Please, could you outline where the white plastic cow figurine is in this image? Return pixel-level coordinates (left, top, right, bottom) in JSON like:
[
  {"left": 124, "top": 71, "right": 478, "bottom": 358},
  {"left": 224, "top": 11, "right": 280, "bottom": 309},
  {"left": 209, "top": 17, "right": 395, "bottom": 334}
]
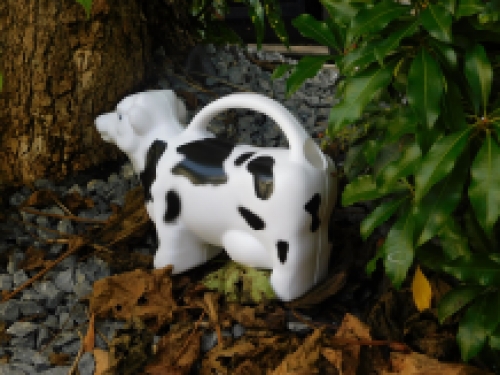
[{"left": 95, "top": 90, "right": 337, "bottom": 301}]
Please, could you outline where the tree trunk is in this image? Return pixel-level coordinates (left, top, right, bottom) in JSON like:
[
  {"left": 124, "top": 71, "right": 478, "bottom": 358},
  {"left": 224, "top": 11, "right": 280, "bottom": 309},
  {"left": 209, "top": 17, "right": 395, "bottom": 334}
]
[{"left": 0, "top": 0, "right": 152, "bottom": 188}]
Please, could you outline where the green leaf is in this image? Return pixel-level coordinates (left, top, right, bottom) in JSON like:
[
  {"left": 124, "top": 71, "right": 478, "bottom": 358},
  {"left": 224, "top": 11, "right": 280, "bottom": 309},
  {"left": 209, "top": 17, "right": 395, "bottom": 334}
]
[
  {"left": 456, "top": 0, "right": 484, "bottom": 18},
  {"left": 384, "top": 107, "right": 418, "bottom": 142},
  {"left": 292, "top": 14, "right": 340, "bottom": 52},
  {"left": 376, "top": 142, "right": 421, "bottom": 190},
  {"left": 320, "top": 0, "right": 361, "bottom": 25},
  {"left": 76, "top": 0, "right": 92, "bottom": 18},
  {"left": 271, "top": 63, "right": 294, "bottom": 80},
  {"left": 457, "top": 291, "right": 500, "bottom": 361},
  {"left": 440, "top": 80, "right": 467, "bottom": 131},
  {"left": 490, "top": 326, "right": 500, "bottom": 351},
  {"left": 340, "top": 42, "right": 378, "bottom": 73},
  {"left": 420, "top": 3, "right": 453, "bottom": 43},
  {"left": 285, "top": 55, "right": 331, "bottom": 97},
  {"left": 464, "top": 44, "right": 492, "bottom": 115},
  {"left": 415, "top": 156, "right": 467, "bottom": 246},
  {"left": 202, "top": 261, "right": 276, "bottom": 303},
  {"left": 329, "top": 63, "right": 393, "bottom": 134},
  {"left": 361, "top": 196, "right": 407, "bottom": 240},
  {"left": 429, "top": 39, "right": 458, "bottom": 70},
  {"left": 248, "top": 0, "right": 265, "bottom": 49},
  {"left": 342, "top": 175, "right": 405, "bottom": 206},
  {"left": 443, "top": 254, "right": 500, "bottom": 286},
  {"left": 263, "top": 0, "right": 289, "bottom": 47},
  {"left": 468, "top": 133, "right": 500, "bottom": 235},
  {"left": 374, "top": 20, "right": 420, "bottom": 65},
  {"left": 464, "top": 209, "right": 494, "bottom": 254},
  {"left": 407, "top": 49, "right": 444, "bottom": 128},
  {"left": 442, "top": 0, "right": 457, "bottom": 14},
  {"left": 438, "top": 217, "right": 472, "bottom": 260},
  {"left": 438, "top": 285, "right": 483, "bottom": 323},
  {"left": 414, "top": 127, "right": 472, "bottom": 203},
  {"left": 349, "top": 0, "right": 409, "bottom": 41},
  {"left": 382, "top": 208, "right": 415, "bottom": 288}
]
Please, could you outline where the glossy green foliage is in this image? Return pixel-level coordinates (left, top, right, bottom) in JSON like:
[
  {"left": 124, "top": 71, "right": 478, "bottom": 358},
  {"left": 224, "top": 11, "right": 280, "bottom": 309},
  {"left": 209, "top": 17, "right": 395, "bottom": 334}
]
[{"left": 276, "top": 0, "right": 500, "bottom": 363}]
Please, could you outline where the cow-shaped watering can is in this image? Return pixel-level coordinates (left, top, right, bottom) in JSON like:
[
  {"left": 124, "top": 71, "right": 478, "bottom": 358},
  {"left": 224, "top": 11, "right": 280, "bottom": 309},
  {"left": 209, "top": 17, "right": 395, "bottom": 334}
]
[{"left": 95, "top": 90, "right": 337, "bottom": 301}]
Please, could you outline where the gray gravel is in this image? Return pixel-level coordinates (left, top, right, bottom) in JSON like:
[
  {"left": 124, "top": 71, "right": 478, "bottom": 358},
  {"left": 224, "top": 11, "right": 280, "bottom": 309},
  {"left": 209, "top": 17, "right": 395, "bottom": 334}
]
[{"left": 0, "top": 43, "right": 340, "bottom": 374}]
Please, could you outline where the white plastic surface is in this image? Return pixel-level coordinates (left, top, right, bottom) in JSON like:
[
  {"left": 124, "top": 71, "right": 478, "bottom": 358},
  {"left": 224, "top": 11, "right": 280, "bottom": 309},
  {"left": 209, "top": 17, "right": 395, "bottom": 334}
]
[{"left": 95, "top": 90, "right": 337, "bottom": 301}]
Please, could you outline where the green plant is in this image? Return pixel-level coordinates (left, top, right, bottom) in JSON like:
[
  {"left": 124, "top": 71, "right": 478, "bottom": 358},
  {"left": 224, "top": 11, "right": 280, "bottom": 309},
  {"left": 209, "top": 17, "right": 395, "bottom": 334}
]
[{"left": 274, "top": 0, "right": 500, "bottom": 363}]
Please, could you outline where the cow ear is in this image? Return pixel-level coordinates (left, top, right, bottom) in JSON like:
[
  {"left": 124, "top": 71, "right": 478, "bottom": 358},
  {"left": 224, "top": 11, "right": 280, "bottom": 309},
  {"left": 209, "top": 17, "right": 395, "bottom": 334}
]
[{"left": 128, "top": 106, "right": 152, "bottom": 135}]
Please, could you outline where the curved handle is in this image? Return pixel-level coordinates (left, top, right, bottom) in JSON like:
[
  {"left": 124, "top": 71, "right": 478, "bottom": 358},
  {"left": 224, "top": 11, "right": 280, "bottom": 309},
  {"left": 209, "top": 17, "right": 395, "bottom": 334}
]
[{"left": 186, "top": 93, "right": 312, "bottom": 163}]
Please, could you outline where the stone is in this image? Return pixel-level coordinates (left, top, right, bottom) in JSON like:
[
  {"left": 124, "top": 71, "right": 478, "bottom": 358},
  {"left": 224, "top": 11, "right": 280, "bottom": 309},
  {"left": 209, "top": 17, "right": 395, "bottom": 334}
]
[
  {"left": 78, "top": 352, "right": 96, "bottom": 375},
  {"left": 228, "top": 66, "right": 244, "bottom": 85},
  {"left": 10, "top": 332, "right": 36, "bottom": 349},
  {"left": 54, "top": 268, "right": 75, "bottom": 293},
  {"left": 36, "top": 281, "right": 64, "bottom": 309},
  {"left": 7, "top": 321, "right": 38, "bottom": 337},
  {"left": 9, "top": 192, "right": 25, "bottom": 207},
  {"left": 37, "top": 326, "right": 50, "bottom": 349},
  {"left": 201, "top": 330, "right": 232, "bottom": 353},
  {"left": 17, "top": 300, "right": 45, "bottom": 316},
  {"left": 0, "top": 300, "right": 20, "bottom": 321},
  {"left": 57, "top": 220, "right": 73, "bottom": 235},
  {"left": 39, "top": 367, "right": 72, "bottom": 375},
  {"left": 52, "top": 331, "right": 79, "bottom": 350},
  {"left": 0, "top": 274, "right": 13, "bottom": 290},
  {"left": 0, "top": 364, "right": 27, "bottom": 375},
  {"left": 232, "top": 323, "right": 245, "bottom": 339}
]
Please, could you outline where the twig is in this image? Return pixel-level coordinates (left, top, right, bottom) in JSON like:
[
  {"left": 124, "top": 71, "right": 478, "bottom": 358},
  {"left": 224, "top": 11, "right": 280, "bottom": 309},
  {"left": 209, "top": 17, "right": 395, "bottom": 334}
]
[
  {"left": 2, "top": 236, "right": 86, "bottom": 302},
  {"left": 47, "top": 190, "right": 74, "bottom": 216},
  {"left": 20, "top": 206, "right": 108, "bottom": 224},
  {"left": 68, "top": 330, "right": 85, "bottom": 375}
]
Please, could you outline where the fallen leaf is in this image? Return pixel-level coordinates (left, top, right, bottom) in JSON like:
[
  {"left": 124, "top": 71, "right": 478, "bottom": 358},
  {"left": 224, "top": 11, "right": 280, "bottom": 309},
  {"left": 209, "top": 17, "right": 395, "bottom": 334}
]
[
  {"left": 18, "top": 246, "right": 47, "bottom": 271},
  {"left": 332, "top": 314, "right": 372, "bottom": 375},
  {"left": 226, "top": 303, "right": 285, "bottom": 330},
  {"left": 49, "top": 352, "right": 71, "bottom": 366},
  {"left": 270, "top": 328, "right": 323, "bottom": 375},
  {"left": 93, "top": 348, "right": 111, "bottom": 375},
  {"left": 20, "top": 190, "right": 53, "bottom": 208},
  {"left": 145, "top": 322, "right": 201, "bottom": 375},
  {"left": 88, "top": 266, "right": 176, "bottom": 331},
  {"left": 412, "top": 266, "right": 432, "bottom": 312},
  {"left": 321, "top": 347, "right": 342, "bottom": 371},
  {"left": 383, "top": 352, "right": 493, "bottom": 375},
  {"left": 83, "top": 313, "right": 96, "bottom": 352},
  {"left": 105, "top": 317, "right": 154, "bottom": 375}
]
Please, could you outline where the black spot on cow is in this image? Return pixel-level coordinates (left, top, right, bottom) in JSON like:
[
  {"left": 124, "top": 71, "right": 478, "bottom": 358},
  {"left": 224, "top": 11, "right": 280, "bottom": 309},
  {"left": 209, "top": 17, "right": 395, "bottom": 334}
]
[
  {"left": 238, "top": 206, "right": 265, "bottom": 230},
  {"left": 234, "top": 152, "right": 255, "bottom": 166},
  {"left": 140, "top": 140, "right": 167, "bottom": 202},
  {"left": 247, "top": 156, "right": 274, "bottom": 200},
  {"left": 172, "top": 138, "right": 235, "bottom": 185},
  {"left": 276, "top": 241, "right": 289, "bottom": 264},
  {"left": 304, "top": 193, "right": 321, "bottom": 232},
  {"left": 164, "top": 190, "right": 181, "bottom": 222}
]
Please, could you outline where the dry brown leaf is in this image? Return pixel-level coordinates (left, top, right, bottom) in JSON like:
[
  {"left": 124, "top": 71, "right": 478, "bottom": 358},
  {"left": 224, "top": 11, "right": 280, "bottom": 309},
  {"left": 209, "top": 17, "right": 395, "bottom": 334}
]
[
  {"left": 332, "top": 313, "right": 372, "bottom": 375},
  {"left": 321, "top": 348, "right": 342, "bottom": 372},
  {"left": 18, "top": 246, "right": 48, "bottom": 271},
  {"left": 49, "top": 352, "right": 71, "bottom": 366},
  {"left": 88, "top": 266, "right": 176, "bottom": 331},
  {"left": 63, "top": 190, "right": 95, "bottom": 211},
  {"left": 383, "top": 352, "right": 493, "bottom": 375},
  {"left": 20, "top": 190, "right": 54, "bottom": 207},
  {"left": 145, "top": 322, "right": 201, "bottom": 375},
  {"left": 83, "top": 313, "right": 96, "bottom": 352},
  {"left": 270, "top": 328, "right": 323, "bottom": 375},
  {"left": 226, "top": 303, "right": 285, "bottom": 330},
  {"left": 93, "top": 348, "right": 111, "bottom": 375}
]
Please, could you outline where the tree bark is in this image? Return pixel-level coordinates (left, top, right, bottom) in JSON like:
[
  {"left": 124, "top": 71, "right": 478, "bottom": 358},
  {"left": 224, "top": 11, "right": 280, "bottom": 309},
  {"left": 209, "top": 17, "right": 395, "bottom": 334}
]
[{"left": 0, "top": 0, "right": 152, "bottom": 188}]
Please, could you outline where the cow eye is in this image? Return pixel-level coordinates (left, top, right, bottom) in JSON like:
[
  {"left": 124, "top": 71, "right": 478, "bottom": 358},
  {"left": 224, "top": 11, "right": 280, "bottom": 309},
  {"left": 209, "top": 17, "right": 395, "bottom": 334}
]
[{"left": 118, "top": 114, "right": 122, "bottom": 121}]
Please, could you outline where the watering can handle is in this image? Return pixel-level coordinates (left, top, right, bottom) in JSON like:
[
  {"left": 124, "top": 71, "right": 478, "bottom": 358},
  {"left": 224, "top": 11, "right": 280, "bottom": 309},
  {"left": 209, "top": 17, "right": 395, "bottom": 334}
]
[{"left": 186, "top": 93, "right": 312, "bottom": 163}]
